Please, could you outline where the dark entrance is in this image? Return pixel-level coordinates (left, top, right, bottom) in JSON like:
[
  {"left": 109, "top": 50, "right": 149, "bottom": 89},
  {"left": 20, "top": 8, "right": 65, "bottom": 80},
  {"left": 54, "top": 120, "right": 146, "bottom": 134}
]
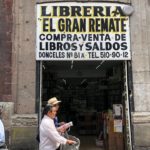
[{"left": 39, "top": 60, "right": 129, "bottom": 150}]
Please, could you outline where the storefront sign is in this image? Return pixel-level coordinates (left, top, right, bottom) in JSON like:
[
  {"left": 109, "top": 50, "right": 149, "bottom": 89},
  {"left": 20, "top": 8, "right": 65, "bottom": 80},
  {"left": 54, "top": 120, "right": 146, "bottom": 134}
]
[{"left": 36, "top": 2, "right": 131, "bottom": 60}]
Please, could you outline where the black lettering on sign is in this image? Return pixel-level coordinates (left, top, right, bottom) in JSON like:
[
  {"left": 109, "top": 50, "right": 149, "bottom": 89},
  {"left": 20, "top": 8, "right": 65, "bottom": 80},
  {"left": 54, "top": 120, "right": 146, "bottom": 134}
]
[
  {"left": 115, "top": 34, "right": 127, "bottom": 41},
  {"left": 121, "top": 18, "right": 127, "bottom": 32},
  {"left": 67, "top": 52, "right": 73, "bottom": 58},
  {"left": 39, "top": 34, "right": 45, "bottom": 41},
  {"left": 71, "top": 43, "right": 78, "bottom": 51},
  {"left": 109, "top": 18, "right": 115, "bottom": 32},
  {"left": 113, "top": 42, "right": 120, "bottom": 50},
  {"left": 94, "top": 6, "right": 105, "bottom": 16},
  {"left": 66, "top": 19, "right": 72, "bottom": 32},
  {"left": 42, "top": 18, "right": 56, "bottom": 32},
  {"left": 43, "top": 18, "right": 49, "bottom": 32},
  {"left": 71, "top": 6, "right": 82, "bottom": 16},
  {"left": 112, "top": 6, "right": 125, "bottom": 17},
  {"left": 60, "top": 6, "right": 69, "bottom": 16},
  {"left": 101, "top": 19, "right": 108, "bottom": 32},
  {"left": 84, "top": 6, "right": 92, "bottom": 16},
  {"left": 58, "top": 19, "right": 65, "bottom": 32},
  {"left": 41, "top": 6, "right": 51, "bottom": 16},
  {"left": 40, "top": 6, "right": 125, "bottom": 17},
  {"left": 121, "top": 42, "right": 127, "bottom": 50},
  {"left": 58, "top": 18, "right": 86, "bottom": 32},
  {"left": 40, "top": 42, "right": 45, "bottom": 50}
]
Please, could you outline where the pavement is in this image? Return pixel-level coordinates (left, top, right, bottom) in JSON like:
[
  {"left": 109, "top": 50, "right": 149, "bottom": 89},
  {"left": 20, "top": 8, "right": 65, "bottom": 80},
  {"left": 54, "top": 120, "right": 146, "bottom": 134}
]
[{"left": 79, "top": 135, "right": 104, "bottom": 150}]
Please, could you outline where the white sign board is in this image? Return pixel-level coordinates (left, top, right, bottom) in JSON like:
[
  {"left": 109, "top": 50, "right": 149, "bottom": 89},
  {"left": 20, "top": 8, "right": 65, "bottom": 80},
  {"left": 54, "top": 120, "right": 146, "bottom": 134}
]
[
  {"left": 114, "top": 119, "right": 123, "bottom": 133},
  {"left": 36, "top": 2, "right": 131, "bottom": 60}
]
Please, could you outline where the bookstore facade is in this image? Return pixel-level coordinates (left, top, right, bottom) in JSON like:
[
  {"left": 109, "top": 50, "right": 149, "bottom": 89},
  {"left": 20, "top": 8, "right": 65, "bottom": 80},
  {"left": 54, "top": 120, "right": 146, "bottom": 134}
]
[{"left": 0, "top": 0, "right": 150, "bottom": 150}]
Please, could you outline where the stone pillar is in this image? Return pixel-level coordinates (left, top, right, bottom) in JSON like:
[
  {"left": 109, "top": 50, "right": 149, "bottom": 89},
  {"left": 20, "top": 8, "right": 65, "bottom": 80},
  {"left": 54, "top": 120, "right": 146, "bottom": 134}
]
[
  {"left": 12, "top": 0, "right": 36, "bottom": 114},
  {"left": 131, "top": 0, "right": 150, "bottom": 149}
]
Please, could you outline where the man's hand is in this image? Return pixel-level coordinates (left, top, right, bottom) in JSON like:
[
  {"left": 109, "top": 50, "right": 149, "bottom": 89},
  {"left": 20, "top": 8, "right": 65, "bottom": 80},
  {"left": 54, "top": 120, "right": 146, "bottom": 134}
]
[
  {"left": 59, "top": 122, "right": 65, "bottom": 126},
  {"left": 57, "top": 126, "right": 66, "bottom": 133},
  {"left": 67, "top": 140, "right": 76, "bottom": 145}
]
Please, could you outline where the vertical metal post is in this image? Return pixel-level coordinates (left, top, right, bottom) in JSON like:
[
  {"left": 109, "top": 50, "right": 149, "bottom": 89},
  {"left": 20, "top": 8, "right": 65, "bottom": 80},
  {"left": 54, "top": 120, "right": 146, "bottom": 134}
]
[
  {"left": 36, "top": 61, "right": 42, "bottom": 124},
  {"left": 124, "top": 61, "right": 133, "bottom": 150},
  {"left": 127, "top": 61, "right": 135, "bottom": 150},
  {"left": 39, "top": 61, "right": 43, "bottom": 121}
]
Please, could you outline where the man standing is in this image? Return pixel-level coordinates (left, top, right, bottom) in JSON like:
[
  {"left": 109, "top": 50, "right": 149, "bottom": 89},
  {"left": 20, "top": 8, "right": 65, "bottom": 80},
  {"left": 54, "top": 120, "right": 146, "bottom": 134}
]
[{"left": 39, "top": 105, "right": 75, "bottom": 150}]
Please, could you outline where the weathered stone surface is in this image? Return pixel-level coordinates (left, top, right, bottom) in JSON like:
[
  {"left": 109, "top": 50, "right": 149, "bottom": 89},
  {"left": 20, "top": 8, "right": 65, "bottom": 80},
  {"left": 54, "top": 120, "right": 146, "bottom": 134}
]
[
  {"left": 134, "top": 123, "right": 150, "bottom": 147},
  {"left": 132, "top": 72, "right": 150, "bottom": 84},
  {"left": 11, "top": 127, "right": 38, "bottom": 150},
  {"left": 131, "top": 0, "right": 150, "bottom": 114},
  {"left": 11, "top": 114, "right": 38, "bottom": 150},
  {"left": 133, "top": 84, "right": 150, "bottom": 112},
  {"left": 132, "top": 112, "right": 150, "bottom": 124},
  {"left": 132, "top": 54, "right": 150, "bottom": 72},
  {"left": 0, "top": 102, "right": 14, "bottom": 129},
  {"left": 132, "top": 112, "right": 150, "bottom": 149},
  {"left": 134, "top": 147, "right": 150, "bottom": 150},
  {"left": 12, "top": 0, "right": 36, "bottom": 114},
  {"left": 11, "top": 114, "right": 38, "bottom": 127}
]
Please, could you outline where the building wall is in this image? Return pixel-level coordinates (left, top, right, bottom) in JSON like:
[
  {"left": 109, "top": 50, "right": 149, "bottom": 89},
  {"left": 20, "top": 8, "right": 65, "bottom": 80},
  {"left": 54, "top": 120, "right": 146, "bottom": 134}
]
[
  {"left": 0, "top": 0, "right": 150, "bottom": 149},
  {"left": 0, "top": 0, "right": 13, "bottom": 102},
  {"left": 0, "top": 0, "right": 13, "bottom": 148},
  {"left": 12, "top": 0, "right": 36, "bottom": 114},
  {"left": 131, "top": 0, "right": 150, "bottom": 149},
  {"left": 10, "top": 0, "right": 38, "bottom": 149},
  {"left": 131, "top": 0, "right": 150, "bottom": 112}
]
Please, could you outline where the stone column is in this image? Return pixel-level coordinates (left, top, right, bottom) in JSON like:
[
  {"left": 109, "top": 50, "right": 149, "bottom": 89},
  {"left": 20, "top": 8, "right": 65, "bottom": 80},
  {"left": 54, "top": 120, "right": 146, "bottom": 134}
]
[{"left": 131, "top": 0, "right": 150, "bottom": 149}]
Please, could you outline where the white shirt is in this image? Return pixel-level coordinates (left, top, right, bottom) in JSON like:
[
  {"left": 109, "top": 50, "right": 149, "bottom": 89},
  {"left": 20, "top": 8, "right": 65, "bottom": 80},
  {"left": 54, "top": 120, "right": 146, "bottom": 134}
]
[
  {"left": 0, "top": 119, "right": 5, "bottom": 143},
  {"left": 39, "top": 115, "right": 67, "bottom": 150}
]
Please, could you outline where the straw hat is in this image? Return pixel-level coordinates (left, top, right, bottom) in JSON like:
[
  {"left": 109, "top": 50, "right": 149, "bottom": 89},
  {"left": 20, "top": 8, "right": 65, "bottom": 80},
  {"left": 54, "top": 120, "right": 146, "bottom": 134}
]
[{"left": 47, "top": 97, "right": 61, "bottom": 106}]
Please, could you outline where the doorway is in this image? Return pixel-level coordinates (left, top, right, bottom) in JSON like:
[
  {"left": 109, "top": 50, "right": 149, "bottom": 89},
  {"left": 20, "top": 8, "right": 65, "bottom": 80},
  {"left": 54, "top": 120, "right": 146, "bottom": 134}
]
[{"left": 37, "top": 60, "right": 132, "bottom": 150}]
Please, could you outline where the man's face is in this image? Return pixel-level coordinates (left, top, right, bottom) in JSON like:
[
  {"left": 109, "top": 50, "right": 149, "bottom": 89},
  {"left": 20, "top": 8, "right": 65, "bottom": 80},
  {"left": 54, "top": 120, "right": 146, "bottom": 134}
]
[{"left": 48, "top": 107, "right": 57, "bottom": 119}]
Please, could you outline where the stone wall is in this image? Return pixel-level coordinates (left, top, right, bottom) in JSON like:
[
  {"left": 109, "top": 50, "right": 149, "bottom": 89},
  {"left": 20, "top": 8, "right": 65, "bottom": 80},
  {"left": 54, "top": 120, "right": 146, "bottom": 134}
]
[
  {"left": 130, "top": 0, "right": 150, "bottom": 149},
  {"left": 131, "top": 0, "right": 150, "bottom": 112},
  {"left": 11, "top": 114, "right": 38, "bottom": 150},
  {"left": 132, "top": 112, "right": 150, "bottom": 150}
]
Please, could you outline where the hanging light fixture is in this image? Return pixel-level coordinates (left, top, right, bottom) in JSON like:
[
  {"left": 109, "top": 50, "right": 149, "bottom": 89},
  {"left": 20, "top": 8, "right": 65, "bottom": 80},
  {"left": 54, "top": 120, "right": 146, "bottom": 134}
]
[{"left": 122, "top": 5, "right": 134, "bottom": 16}]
